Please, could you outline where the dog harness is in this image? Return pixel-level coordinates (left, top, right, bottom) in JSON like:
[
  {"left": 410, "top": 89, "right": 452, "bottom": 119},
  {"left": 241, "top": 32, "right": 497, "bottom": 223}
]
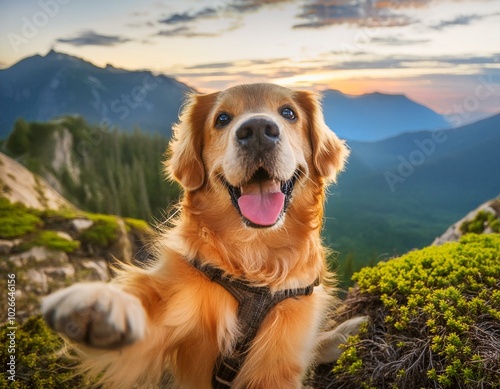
[{"left": 191, "top": 259, "right": 319, "bottom": 389}]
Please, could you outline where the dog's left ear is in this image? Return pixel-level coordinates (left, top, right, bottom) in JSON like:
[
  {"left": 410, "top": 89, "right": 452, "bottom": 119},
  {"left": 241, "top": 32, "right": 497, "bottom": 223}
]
[
  {"left": 166, "top": 92, "right": 219, "bottom": 191},
  {"left": 295, "top": 91, "right": 349, "bottom": 183}
]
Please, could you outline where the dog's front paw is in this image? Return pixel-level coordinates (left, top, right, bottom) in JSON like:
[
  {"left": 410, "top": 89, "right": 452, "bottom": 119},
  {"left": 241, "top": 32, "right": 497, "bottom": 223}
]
[
  {"left": 41, "top": 282, "right": 146, "bottom": 349},
  {"left": 316, "top": 316, "right": 369, "bottom": 364}
]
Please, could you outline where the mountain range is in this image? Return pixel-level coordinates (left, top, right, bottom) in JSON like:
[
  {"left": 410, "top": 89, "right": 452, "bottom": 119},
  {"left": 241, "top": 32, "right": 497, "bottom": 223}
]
[
  {"left": 1, "top": 50, "right": 450, "bottom": 141},
  {"left": 326, "top": 113, "right": 500, "bottom": 277},
  {"left": 0, "top": 50, "right": 190, "bottom": 138}
]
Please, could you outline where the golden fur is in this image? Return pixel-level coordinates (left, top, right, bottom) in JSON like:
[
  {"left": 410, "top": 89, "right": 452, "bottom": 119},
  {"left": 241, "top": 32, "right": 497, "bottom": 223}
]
[{"left": 42, "top": 83, "right": 350, "bottom": 389}]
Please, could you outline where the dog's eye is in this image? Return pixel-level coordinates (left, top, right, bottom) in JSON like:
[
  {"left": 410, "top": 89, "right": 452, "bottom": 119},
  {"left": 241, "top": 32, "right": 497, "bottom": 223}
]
[
  {"left": 280, "top": 107, "right": 296, "bottom": 121},
  {"left": 215, "top": 113, "right": 232, "bottom": 128}
]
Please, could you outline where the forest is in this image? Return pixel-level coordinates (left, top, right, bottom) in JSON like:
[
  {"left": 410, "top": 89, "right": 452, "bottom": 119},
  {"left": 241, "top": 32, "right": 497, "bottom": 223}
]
[{"left": 4, "top": 116, "right": 179, "bottom": 223}]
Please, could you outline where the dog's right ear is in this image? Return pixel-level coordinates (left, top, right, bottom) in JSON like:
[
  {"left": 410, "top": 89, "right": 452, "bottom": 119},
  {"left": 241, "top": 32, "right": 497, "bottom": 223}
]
[{"left": 166, "top": 92, "right": 219, "bottom": 191}]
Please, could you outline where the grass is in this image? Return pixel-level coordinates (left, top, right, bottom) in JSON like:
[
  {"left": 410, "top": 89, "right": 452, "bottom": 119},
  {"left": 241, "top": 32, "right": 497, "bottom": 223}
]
[
  {"left": 80, "top": 213, "right": 119, "bottom": 248},
  {"left": 31, "top": 230, "right": 80, "bottom": 253},
  {"left": 124, "top": 217, "right": 152, "bottom": 234},
  {"left": 0, "top": 198, "right": 42, "bottom": 239},
  {"left": 0, "top": 316, "right": 95, "bottom": 388}
]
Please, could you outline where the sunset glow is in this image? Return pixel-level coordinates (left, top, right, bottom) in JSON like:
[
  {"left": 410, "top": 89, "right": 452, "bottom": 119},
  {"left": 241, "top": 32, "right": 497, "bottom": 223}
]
[{"left": 0, "top": 0, "right": 498, "bottom": 119}]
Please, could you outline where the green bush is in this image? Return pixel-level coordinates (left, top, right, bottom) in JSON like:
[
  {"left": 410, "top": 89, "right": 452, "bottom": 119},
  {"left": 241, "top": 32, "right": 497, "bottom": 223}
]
[
  {"left": 0, "top": 316, "right": 94, "bottom": 388},
  {"left": 124, "top": 217, "right": 151, "bottom": 234},
  {"left": 328, "top": 234, "right": 500, "bottom": 389},
  {"left": 80, "top": 213, "right": 119, "bottom": 248},
  {"left": 31, "top": 230, "right": 80, "bottom": 253},
  {"left": 460, "top": 210, "right": 499, "bottom": 234},
  {"left": 0, "top": 198, "right": 41, "bottom": 239}
]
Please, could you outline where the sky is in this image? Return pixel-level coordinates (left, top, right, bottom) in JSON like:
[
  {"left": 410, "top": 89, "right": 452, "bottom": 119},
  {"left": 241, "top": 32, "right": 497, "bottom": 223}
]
[{"left": 0, "top": 0, "right": 499, "bottom": 120}]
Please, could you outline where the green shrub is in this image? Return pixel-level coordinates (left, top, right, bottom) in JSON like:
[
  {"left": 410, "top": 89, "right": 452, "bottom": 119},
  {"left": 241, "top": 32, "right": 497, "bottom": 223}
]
[
  {"left": 124, "top": 217, "right": 151, "bottom": 234},
  {"left": 39, "top": 208, "right": 80, "bottom": 221},
  {"left": 31, "top": 230, "right": 80, "bottom": 253},
  {"left": 460, "top": 210, "right": 498, "bottom": 235},
  {"left": 0, "top": 316, "right": 94, "bottom": 388},
  {"left": 80, "top": 213, "right": 119, "bottom": 248},
  {"left": 0, "top": 198, "right": 41, "bottom": 239},
  {"left": 328, "top": 234, "right": 500, "bottom": 389}
]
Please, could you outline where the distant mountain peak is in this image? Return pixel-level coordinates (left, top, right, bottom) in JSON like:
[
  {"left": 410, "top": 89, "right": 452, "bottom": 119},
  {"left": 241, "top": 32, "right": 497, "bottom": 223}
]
[
  {"left": 0, "top": 51, "right": 191, "bottom": 138},
  {"left": 321, "top": 88, "right": 450, "bottom": 141}
]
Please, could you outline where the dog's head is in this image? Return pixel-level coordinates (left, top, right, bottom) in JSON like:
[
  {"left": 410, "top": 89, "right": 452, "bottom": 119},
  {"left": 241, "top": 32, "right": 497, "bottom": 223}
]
[{"left": 167, "top": 83, "right": 348, "bottom": 229}]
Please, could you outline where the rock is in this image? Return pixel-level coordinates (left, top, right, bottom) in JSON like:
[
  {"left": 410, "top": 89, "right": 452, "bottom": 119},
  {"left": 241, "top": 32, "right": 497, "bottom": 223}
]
[
  {"left": 55, "top": 231, "right": 73, "bottom": 241},
  {"left": 9, "top": 246, "right": 69, "bottom": 267},
  {"left": 80, "top": 259, "right": 110, "bottom": 281},
  {"left": 0, "top": 152, "right": 75, "bottom": 210},
  {"left": 432, "top": 222, "right": 461, "bottom": 246},
  {"left": 0, "top": 239, "right": 14, "bottom": 254},
  {"left": 110, "top": 218, "right": 133, "bottom": 262},
  {"left": 433, "top": 198, "right": 500, "bottom": 245},
  {"left": 70, "top": 218, "right": 93, "bottom": 232},
  {"left": 26, "top": 269, "right": 49, "bottom": 294},
  {"left": 43, "top": 265, "right": 75, "bottom": 280},
  {"left": 0, "top": 238, "right": 22, "bottom": 254}
]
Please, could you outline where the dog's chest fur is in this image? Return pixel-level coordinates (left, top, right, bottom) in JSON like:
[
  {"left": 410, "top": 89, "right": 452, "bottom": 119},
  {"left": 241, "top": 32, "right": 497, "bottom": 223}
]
[{"left": 157, "top": 257, "right": 330, "bottom": 389}]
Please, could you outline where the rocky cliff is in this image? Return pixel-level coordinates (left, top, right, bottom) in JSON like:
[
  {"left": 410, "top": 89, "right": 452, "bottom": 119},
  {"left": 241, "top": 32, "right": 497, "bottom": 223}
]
[
  {"left": 0, "top": 152, "right": 73, "bottom": 211},
  {"left": 0, "top": 153, "right": 155, "bottom": 321},
  {"left": 432, "top": 197, "right": 500, "bottom": 245}
]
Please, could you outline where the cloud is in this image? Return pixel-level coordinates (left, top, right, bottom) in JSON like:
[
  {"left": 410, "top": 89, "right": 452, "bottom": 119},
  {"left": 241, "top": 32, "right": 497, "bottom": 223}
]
[
  {"left": 441, "top": 54, "right": 500, "bottom": 66},
  {"left": 127, "top": 21, "right": 156, "bottom": 28},
  {"left": 157, "top": 26, "right": 220, "bottom": 38},
  {"left": 327, "top": 53, "right": 500, "bottom": 71},
  {"left": 185, "top": 61, "right": 236, "bottom": 70},
  {"left": 227, "top": 0, "right": 293, "bottom": 12},
  {"left": 57, "top": 30, "right": 130, "bottom": 46},
  {"left": 430, "top": 13, "right": 491, "bottom": 30},
  {"left": 159, "top": 7, "right": 218, "bottom": 25},
  {"left": 168, "top": 57, "right": 297, "bottom": 83},
  {"left": 371, "top": 36, "right": 431, "bottom": 46},
  {"left": 181, "top": 57, "right": 289, "bottom": 72},
  {"left": 294, "top": 0, "right": 431, "bottom": 29},
  {"left": 156, "top": 0, "right": 292, "bottom": 37}
]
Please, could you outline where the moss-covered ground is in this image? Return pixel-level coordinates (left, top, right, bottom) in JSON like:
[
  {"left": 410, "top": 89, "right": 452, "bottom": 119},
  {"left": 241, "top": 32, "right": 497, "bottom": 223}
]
[{"left": 322, "top": 233, "right": 500, "bottom": 389}]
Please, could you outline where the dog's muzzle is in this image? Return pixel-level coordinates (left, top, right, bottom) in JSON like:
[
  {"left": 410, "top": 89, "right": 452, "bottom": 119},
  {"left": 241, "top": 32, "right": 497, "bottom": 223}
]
[{"left": 222, "top": 116, "right": 298, "bottom": 228}]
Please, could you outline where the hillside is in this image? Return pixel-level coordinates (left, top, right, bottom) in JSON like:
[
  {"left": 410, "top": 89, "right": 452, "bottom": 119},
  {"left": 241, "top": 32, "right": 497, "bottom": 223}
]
[
  {"left": 0, "top": 157, "right": 156, "bottom": 322},
  {"left": 0, "top": 152, "right": 73, "bottom": 211},
  {"left": 322, "top": 90, "right": 450, "bottom": 141},
  {"left": 313, "top": 232, "right": 500, "bottom": 389},
  {"left": 3, "top": 116, "right": 179, "bottom": 221},
  {"left": 325, "top": 114, "right": 500, "bottom": 283},
  {"left": 0, "top": 50, "right": 190, "bottom": 138}
]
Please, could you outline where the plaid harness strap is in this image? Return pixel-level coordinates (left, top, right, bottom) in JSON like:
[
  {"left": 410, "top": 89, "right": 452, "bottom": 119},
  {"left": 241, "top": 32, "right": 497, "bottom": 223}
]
[{"left": 191, "top": 259, "right": 318, "bottom": 389}]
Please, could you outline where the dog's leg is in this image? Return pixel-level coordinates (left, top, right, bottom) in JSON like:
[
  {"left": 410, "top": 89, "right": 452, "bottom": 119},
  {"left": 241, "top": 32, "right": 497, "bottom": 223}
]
[
  {"left": 315, "top": 316, "right": 369, "bottom": 364},
  {"left": 41, "top": 282, "right": 146, "bottom": 350}
]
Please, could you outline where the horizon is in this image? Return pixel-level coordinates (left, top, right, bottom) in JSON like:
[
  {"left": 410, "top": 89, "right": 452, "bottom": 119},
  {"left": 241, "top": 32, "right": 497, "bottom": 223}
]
[{"left": 1, "top": 0, "right": 499, "bottom": 120}]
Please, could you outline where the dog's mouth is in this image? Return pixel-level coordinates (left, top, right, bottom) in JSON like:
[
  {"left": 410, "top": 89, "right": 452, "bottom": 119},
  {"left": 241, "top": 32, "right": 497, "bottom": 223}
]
[{"left": 222, "top": 168, "right": 298, "bottom": 228}]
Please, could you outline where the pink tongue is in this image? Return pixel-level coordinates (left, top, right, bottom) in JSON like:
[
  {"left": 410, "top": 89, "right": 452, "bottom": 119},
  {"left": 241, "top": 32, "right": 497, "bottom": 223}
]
[{"left": 238, "top": 191, "right": 285, "bottom": 226}]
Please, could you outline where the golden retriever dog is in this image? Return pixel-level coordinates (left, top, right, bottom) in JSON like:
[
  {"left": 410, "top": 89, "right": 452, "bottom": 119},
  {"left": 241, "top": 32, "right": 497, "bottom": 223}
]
[{"left": 42, "top": 83, "right": 365, "bottom": 389}]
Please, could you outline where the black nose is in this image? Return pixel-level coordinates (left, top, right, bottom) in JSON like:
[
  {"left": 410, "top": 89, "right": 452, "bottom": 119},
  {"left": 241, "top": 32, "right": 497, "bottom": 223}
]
[{"left": 235, "top": 117, "right": 280, "bottom": 151}]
